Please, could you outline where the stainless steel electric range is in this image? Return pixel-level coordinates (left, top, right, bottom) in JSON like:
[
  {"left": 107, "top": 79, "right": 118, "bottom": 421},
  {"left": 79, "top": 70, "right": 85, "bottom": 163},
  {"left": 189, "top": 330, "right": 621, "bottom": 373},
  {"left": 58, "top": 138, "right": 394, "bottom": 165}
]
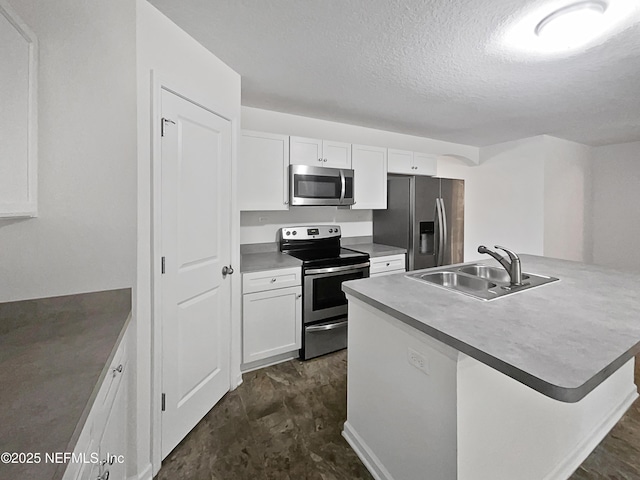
[{"left": 279, "top": 225, "right": 370, "bottom": 360}]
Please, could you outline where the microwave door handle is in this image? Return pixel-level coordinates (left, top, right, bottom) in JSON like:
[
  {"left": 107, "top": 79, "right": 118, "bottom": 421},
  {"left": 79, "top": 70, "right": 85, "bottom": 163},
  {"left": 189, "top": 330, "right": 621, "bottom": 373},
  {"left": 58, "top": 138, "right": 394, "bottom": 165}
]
[{"left": 339, "top": 169, "right": 346, "bottom": 204}]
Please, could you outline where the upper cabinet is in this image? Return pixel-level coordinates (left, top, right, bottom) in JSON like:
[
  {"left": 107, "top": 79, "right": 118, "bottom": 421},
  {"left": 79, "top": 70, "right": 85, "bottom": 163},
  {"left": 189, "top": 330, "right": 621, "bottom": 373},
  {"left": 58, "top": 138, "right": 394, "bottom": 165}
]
[
  {"left": 239, "top": 131, "right": 290, "bottom": 211},
  {"left": 352, "top": 144, "right": 387, "bottom": 210},
  {"left": 290, "top": 136, "right": 352, "bottom": 169},
  {"left": 388, "top": 149, "right": 437, "bottom": 176},
  {"left": 0, "top": 3, "right": 38, "bottom": 217}
]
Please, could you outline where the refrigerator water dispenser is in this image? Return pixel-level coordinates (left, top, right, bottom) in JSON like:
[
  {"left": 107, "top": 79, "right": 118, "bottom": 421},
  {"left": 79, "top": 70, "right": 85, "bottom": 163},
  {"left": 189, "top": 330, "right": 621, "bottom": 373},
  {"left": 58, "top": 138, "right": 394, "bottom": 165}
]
[{"left": 419, "top": 222, "right": 434, "bottom": 255}]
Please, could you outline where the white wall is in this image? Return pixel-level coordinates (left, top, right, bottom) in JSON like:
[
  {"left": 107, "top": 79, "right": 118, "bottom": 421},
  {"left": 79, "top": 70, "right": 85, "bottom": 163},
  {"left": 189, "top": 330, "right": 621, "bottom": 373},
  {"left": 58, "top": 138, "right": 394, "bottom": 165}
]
[
  {"left": 439, "top": 136, "right": 547, "bottom": 261},
  {"left": 241, "top": 208, "right": 371, "bottom": 244},
  {"left": 240, "top": 107, "right": 479, "bottom": 244},
  {"left": 590, "top": 141, "right": 640, "bottom": 272},
  {"left": 543, "top": 137, "right": 591, "bottom": 262},
  {"left": 0, "top": 0, "right": 137, "bottom": 302},
  {"left": 136, "top": 1, "right": 241, "bottom": 477},
  {"left": 438, "top": 135, "right": 591, "bottom": 263}
]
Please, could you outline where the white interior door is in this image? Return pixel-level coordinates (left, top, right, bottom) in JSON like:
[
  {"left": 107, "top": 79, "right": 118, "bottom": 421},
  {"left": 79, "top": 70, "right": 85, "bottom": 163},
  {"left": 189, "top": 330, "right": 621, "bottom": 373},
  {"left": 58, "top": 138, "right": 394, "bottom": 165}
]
[{"left": 160, "top": 89, "right": 231, "bottom": 458}]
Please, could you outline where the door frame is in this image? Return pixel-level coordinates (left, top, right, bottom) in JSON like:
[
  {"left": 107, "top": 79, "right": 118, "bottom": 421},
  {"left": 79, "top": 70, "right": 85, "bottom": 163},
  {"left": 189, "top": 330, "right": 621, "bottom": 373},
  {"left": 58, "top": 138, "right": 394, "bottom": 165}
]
[{"left": 149, "top": 71, "right": 242, "bottom": 473}]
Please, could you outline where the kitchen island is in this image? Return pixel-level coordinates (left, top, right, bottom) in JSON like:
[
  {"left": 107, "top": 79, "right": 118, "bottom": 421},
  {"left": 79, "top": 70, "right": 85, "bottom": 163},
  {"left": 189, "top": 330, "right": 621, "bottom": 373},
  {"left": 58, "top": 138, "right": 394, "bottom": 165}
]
[{"left": 342, "top": 255, "right": 640, "bottom": 480}]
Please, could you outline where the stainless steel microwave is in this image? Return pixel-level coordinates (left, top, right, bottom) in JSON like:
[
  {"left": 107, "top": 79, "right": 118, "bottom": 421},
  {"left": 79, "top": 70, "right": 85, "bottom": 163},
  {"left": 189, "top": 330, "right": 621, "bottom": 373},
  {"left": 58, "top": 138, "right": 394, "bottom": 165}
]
[{"left": 289, "top": 165, "right": 355, "bottom": 206}]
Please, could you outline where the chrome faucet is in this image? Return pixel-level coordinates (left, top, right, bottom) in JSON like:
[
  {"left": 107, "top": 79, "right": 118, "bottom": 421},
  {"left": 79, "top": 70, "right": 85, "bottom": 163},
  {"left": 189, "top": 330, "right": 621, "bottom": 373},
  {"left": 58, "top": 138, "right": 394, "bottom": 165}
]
[{"left": 477, "top": 245, "right": 523, "bottom": 286}]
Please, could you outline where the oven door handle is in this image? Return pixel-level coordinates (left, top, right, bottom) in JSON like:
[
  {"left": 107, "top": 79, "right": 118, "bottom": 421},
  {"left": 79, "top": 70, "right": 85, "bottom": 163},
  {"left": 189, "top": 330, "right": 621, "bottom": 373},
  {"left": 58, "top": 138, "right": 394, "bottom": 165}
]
[
  {"left": 305, "top": 262, "right": 370, "bottom": 275},
  {"left": 306, "top": 320, "right": 348, "bottom": 332}
]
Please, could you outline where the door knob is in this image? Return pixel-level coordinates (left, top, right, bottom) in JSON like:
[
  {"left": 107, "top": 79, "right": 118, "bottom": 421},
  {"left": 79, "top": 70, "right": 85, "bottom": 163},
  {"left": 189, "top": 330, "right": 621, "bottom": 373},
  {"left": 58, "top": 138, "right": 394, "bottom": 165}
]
[{"left": 222, "top": 265, "right": 234, "bottom": 277}]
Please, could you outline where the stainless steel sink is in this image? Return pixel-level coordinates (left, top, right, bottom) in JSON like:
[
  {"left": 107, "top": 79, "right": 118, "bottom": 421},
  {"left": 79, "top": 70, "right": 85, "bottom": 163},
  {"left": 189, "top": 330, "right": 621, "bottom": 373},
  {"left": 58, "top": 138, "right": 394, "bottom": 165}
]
[
  {"left": 406, "top": 264, "right": 559, "bottom": 301},
  {"left": 456, "top": 265, "right": 530, "bottom": 283},
  {"left": 417, "top": 272, "right": 497, "bottom": 291}
]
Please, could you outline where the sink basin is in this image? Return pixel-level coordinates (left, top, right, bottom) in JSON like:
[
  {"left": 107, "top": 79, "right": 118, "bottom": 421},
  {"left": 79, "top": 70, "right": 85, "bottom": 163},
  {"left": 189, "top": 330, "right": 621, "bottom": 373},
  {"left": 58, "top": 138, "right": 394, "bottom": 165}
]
[
  {"left": 406, "top": 264, "right": 559, "bottom": 301},
  {"left": 456, "top": 265, "right": 529, "bottom": 283},
  {"left": 417, "top": 272, "right": 497, "bottom": 291}
]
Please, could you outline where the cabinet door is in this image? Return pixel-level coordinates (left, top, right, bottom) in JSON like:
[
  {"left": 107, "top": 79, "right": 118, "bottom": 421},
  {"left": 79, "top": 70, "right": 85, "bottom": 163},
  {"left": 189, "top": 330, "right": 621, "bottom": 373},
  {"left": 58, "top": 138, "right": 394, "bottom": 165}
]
[
  {"left": 290, "top": 136, "right": 324, "bottom": 166},
  {"left": 412, "top": 152, "right": 437, "bottom": 176},
  {"left": 98, "top": 376, "right": 127, "bottom": 480},
  {"left": 243, "top": 286, "right": 302, "bottom": 363},
  {"left": 239, "top": 131, "right": 289, "bottom": 211},
  {"left": 322, "top": 140, "right": 352, "bottom": 168},
  {"left": 352, "top": 144, "right": 387, "bottom": 210},
  {"left": 387, "top": 149, "right": 414, "bottom": 175}
]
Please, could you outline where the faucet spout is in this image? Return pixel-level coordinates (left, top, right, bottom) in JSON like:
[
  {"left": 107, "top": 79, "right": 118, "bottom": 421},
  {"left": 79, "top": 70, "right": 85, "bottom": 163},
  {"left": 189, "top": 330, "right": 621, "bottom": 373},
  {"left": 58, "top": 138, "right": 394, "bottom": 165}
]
[{"left": 477, "top": 245, "right": 523, "bottom": 286}]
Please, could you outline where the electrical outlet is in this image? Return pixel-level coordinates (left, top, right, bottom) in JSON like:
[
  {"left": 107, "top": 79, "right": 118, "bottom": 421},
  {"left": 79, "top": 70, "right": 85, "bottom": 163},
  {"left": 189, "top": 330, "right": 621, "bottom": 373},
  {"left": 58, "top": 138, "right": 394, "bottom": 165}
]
[{"left": 408, "top": 347, "right": 429, "bottom": 375}]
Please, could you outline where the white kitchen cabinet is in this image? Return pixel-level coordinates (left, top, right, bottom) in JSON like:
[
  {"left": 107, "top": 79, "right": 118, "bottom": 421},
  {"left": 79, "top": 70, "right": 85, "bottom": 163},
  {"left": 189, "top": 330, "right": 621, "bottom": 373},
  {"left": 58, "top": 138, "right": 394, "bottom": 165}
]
[
  {"left": 0, "top": 2, "right": 38, "bottom": 217},
  {"left": 239, "top": 130, "right": 290, "bottom": 211},
  {"left": 388, "top": 149, "right": 437, "bottom": 176},
  {"left": 351, "top": 144, "right": 387, "bottom": 210},
  {"left": 370, "top": 254, "right": 406, "bottom": 277},
  {"left": 290, "top": 136, "right": 351, "bottom": 168},
  {"left": 63, "top": 323, "right": 130, "bottom": 480},
  {"left": 242, "top": 267, "right": 302, "bottom": 365}
]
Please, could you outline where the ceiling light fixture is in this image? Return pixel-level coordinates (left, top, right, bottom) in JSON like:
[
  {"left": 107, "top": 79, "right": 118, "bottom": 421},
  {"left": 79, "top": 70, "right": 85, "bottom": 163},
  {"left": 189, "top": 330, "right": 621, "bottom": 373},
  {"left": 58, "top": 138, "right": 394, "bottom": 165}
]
[{"left": 534, "top": 1, "right": 608, "bottom": 49}]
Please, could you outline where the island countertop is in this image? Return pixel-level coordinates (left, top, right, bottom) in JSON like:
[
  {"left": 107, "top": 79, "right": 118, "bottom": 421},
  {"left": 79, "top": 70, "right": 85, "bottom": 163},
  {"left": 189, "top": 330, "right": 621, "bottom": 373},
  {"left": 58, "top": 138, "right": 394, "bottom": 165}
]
[
  {"left": 0, "top": 288, "right": 131, "bottom": 480},
  {"left": 342, "top": 255, "right": 640, "bottom": 402}
]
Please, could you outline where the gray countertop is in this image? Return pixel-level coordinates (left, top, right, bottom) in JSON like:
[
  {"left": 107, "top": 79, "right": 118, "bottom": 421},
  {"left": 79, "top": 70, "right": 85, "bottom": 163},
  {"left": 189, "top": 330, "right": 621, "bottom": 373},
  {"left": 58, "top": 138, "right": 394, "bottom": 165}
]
[
  {"left": 0, "top": 289, "right": 132, "bottom": 480},
  {"left": 240, "top": 251, "right": 302, "bottom": 273},
  {"left": 344, "top": 243, "right": 407, "bottom": 258},
  {"left": 239, "top": 241, "right": 405, "bottom": 273},
  {"left": 342, "top": 255, "right": 640, "bottom": 403}
]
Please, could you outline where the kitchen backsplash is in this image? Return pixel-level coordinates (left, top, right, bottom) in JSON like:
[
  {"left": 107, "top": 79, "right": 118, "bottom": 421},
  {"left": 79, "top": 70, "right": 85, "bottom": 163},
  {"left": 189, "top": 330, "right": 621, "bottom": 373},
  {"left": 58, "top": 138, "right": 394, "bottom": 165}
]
[{"left": 240, "top": 208, "right": 372, "bottom": 244}]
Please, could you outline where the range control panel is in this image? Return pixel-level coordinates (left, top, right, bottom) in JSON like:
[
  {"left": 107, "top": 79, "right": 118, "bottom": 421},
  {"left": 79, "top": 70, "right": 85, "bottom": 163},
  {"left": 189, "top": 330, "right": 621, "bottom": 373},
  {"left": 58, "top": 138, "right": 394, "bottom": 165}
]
[{"left": 281, "top": 225, "right": 341, "bottom": 240}]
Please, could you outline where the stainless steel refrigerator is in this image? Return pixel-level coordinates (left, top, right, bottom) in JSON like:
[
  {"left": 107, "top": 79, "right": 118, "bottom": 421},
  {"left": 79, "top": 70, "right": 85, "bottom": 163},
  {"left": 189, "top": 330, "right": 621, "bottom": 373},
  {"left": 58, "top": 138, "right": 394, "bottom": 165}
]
[{"left": 373, "top": 175, "right": 464, "bottom": 271}]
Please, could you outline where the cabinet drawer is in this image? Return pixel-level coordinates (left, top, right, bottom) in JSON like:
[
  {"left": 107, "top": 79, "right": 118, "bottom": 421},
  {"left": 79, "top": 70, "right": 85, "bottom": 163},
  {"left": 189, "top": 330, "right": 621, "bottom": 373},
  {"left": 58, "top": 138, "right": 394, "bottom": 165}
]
[
  {"left": 243, "top": 267, "right": 301, "bottom": 294},
  {"left": 370, "top": 254, "right": 406, "bottom": 275}
]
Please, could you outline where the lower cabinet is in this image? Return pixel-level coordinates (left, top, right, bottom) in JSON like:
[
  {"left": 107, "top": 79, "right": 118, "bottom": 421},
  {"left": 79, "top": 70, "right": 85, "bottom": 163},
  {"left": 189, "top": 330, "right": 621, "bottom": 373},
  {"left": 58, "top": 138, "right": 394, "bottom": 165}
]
[
  {"left": 64, "top": 323, "right": 130, "bottom": 480},
  {"left": 370, "top": 254, "right": 406, "bottom": 277},
  {"left": 242, "top": 267, "right": 302, "bottom": 366}
]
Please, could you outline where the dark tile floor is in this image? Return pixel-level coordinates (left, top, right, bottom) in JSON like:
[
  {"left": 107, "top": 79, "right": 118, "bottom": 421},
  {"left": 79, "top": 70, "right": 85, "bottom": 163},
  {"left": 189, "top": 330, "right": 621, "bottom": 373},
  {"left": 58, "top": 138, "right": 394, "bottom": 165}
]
[{"left": 157, "top": 353, "right": 640, "bottom": 480}]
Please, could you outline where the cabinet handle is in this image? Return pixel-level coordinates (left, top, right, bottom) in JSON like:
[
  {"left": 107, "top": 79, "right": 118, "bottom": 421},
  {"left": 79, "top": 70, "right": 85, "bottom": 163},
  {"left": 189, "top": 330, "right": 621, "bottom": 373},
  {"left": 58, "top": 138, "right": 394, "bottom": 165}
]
[
  {"left": 270, "top": 278, "right": 277, "bottom": 283},
  {"left": 284, "top": 200, "right": 288, "bottom": 205},
  {"left": 318, "top": 158, "right": 323, "bottom": 162},
  {"left": 112, "top": 364, "right": 123, "bottom": 376},
  {"left": 386, "top": 263, "right": 390, "bottom": 266},
  {"left": 323, "top": 158, "right": 327, "bottom": 162},
  {"left": 296, "top": 294, "right": 302, "bottom": 299},
  {"left": 98, "top": 470, "right": 110, "bottom": 480}
]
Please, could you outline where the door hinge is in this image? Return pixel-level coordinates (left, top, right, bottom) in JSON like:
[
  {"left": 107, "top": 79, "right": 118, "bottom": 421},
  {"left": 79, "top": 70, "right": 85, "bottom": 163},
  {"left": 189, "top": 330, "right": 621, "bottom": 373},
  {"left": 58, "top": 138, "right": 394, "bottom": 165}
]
[
  {"left": 161, "top": 393, "right": 166, "bottom": 412},
  {"left": 161, "top": 117, "right": 175, "bottom": 137},
  {"left": 161, "top": 256, "right": 165, "bottom": 274}
]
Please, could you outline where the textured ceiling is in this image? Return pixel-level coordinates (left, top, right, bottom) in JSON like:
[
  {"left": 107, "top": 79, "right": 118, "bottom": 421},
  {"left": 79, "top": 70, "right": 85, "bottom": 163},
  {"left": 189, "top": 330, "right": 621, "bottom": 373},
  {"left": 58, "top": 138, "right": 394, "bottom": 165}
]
[{"left": 148, "top": 0, "right": 640, "bottom": 147}]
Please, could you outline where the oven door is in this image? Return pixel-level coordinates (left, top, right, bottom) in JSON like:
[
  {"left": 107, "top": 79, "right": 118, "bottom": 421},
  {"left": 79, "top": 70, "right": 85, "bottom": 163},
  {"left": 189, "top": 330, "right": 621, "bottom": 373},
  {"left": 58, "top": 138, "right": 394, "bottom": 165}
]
[
  {"left": 290, "top": 165, "right": 355, "bottom": 206},
  {"left": 303, "top": 262, "right": 370, "bottom": 324}
]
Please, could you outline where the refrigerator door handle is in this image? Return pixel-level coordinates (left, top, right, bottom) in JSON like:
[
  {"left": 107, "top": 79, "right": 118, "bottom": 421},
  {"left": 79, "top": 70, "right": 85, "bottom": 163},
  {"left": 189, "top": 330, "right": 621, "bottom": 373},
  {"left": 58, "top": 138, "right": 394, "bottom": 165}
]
[
  {"left": 433, "top": 200, "right": 440, "bottom": 265},
  {"left": 439, "top": 197, "right": 448, "bottom": 266}
]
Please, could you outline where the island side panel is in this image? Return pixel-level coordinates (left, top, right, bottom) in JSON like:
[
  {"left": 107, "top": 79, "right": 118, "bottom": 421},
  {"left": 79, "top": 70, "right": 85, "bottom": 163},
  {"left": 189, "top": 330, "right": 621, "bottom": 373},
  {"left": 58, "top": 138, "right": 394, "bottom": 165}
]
[
  {"left": 457, "top": 354, "right": 637, "bottom": 480},
  {"left": 343, "top": 296, "right": 460, "bottom": 480}
]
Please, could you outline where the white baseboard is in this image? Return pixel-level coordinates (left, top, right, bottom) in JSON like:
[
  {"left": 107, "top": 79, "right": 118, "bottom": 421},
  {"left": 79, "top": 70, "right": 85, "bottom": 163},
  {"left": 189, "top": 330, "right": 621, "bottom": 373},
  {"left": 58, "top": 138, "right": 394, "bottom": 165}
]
[
  {"left": 342, "top": 421, "right": 395, "bottom": 480},
  {"left": 135, "top": 462, "right": 153, "bottom": 480},
  {"left": 240, "top": 350, "right": 298, "bottom": 373},
  {"left": 543, "top": 387, "right": 639, "bottom": 480}
]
